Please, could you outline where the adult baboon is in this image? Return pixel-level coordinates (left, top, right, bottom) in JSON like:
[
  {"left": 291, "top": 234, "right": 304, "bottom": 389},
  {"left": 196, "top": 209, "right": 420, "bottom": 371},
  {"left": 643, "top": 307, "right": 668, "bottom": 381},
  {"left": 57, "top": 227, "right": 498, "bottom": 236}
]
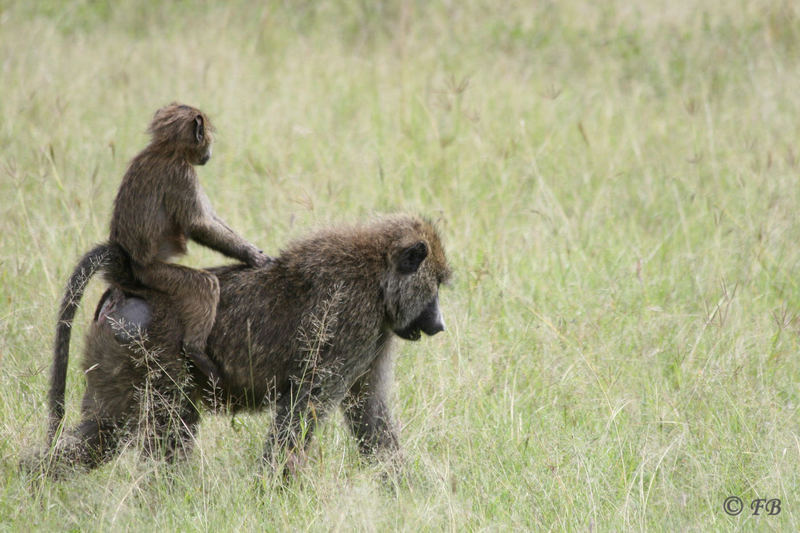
[
  {"left": 49, "top": 103, "right": 269, "bottom": 441},
  {"left": 42, "top": 214, "right": 451, "bottom": 477}
]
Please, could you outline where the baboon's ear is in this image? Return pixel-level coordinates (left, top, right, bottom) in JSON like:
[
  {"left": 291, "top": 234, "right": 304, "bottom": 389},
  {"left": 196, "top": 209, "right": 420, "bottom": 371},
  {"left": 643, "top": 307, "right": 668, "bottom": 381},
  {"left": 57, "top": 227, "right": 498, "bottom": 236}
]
[
  {"left": 194, "top": 115, "right": 204, "bottom": 143},
  {"left": 396, "top": 241, "right": 428, "bottom": 274}
]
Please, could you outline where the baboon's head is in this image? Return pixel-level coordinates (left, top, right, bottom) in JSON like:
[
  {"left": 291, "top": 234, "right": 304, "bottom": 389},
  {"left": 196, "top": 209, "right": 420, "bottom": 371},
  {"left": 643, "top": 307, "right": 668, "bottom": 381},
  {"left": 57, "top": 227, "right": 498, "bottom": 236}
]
[
  {"left": 383, "top": 217, "right": 452, "bottom": 341},
  {"left": 148, "top": 103, "right": 215, "bottom": 165}
]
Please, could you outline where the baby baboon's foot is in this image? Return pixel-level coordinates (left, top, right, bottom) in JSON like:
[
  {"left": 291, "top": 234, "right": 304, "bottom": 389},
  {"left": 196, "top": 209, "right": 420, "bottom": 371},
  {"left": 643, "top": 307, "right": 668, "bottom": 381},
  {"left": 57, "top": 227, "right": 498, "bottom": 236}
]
[{"left": 182, "top": 343, "right": 221, "bottom": 385}]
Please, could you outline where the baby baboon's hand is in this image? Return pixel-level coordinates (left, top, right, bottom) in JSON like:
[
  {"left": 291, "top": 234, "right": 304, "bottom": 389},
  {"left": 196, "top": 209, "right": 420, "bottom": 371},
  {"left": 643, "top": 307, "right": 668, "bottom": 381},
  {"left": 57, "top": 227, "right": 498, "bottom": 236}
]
[{"left": 248, "top": 249, "right": 274, "bottom": 268}]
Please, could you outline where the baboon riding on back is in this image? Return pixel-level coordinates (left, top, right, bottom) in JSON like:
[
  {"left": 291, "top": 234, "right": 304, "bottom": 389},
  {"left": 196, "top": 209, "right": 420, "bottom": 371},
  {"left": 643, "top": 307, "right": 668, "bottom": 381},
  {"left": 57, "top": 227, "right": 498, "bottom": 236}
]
[{"left": 45, "top": 192, "right": 451, "bottom": 475}]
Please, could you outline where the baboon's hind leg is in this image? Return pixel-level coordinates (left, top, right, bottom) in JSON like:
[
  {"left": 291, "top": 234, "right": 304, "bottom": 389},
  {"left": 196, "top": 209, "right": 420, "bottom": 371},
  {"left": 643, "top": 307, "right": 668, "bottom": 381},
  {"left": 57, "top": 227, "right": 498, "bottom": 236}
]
[
  {"left": 43, "top": 418, "right": 123, "bottom": 476},
  {"left": 139, "top": 394, "right": 201, "bottom": 463},
  {"left": 132, "top": 261, "right": 221, "bottom": 383}
]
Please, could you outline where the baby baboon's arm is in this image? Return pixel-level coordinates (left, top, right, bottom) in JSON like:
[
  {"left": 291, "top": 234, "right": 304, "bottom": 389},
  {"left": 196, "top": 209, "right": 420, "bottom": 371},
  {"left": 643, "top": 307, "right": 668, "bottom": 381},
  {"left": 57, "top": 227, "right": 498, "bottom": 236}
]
[
  {"left": 189, "top": 215, "right": 268, "bottom": 267},
  {"left": 179, "top": 187, "right": 269, "bottom": 267}
]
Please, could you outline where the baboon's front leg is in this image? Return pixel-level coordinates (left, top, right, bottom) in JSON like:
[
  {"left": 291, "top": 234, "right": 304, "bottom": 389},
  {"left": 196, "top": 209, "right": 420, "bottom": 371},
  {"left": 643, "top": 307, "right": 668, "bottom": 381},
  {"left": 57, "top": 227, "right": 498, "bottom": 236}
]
[{"left": 342, "top": 349, "right": 400, "bottom": 459}]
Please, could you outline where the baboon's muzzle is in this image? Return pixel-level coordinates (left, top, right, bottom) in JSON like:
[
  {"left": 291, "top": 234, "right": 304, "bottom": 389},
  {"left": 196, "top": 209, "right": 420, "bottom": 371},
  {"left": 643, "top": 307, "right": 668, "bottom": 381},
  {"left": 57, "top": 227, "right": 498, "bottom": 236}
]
[{"left": 394, "top": 296, "right": 445, "bottom": 341}]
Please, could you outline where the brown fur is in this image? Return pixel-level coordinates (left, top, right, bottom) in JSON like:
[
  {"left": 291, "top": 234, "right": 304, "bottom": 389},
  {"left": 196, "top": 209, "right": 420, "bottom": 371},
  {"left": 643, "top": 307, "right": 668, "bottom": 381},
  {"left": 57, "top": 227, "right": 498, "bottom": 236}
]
[
  {"left": 110, "top": 103, "right": 269, "bottom": 377},
  {"left": 47, "top": 104, "right": 268, "bottom": 443},
  {"left": 40, "top": 215, "right": 451, "bottom": 478}
]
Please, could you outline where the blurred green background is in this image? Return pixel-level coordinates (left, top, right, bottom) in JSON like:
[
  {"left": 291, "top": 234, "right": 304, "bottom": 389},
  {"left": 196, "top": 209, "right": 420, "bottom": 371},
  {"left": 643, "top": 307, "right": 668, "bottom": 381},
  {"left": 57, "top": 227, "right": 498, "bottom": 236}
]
[{"left": 1, "top": 1, "right": 799, "bottom": 530}]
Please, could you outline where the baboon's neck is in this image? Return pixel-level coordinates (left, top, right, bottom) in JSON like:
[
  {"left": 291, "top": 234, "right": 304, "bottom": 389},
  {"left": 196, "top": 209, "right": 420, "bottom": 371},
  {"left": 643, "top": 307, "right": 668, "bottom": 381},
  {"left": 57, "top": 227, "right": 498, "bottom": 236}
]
[{"left": 143, "top": 140, "right": 193, "bottom": 165}]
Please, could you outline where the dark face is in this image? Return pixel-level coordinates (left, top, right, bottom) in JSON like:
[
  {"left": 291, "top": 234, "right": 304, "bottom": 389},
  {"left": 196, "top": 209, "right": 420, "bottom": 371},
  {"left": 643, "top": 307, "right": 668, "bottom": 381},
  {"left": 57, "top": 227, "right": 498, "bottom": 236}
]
[
  {"left": 197, "top": 145, "right": 211, "bottom": 165},
  {"left": 387, "top": 239, "right": 448, "bottom": 341},
  {"left": 394, "top": 294, "right": 445, "bottom": 341}
]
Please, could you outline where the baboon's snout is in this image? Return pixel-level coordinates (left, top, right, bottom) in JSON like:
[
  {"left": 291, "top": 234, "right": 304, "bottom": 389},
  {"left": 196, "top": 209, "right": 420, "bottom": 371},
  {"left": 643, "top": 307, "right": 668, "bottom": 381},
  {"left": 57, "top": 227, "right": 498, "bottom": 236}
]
[
  {"left": 393, "top": 295, "right": 445, "bottom": 340},
  {"left": 419, "top": 296, "right": 445, "bottom": 336}
]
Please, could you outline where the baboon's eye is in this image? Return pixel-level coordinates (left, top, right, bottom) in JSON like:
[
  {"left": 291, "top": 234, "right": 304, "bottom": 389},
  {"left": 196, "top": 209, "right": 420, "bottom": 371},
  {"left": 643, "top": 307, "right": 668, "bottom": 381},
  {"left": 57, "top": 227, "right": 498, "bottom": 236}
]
[
  {"left": 397, "top": 241, "right": 428, "bottom": 274},
  {"left": 194, "top": 115, "right": 204, "bottom": 143}
]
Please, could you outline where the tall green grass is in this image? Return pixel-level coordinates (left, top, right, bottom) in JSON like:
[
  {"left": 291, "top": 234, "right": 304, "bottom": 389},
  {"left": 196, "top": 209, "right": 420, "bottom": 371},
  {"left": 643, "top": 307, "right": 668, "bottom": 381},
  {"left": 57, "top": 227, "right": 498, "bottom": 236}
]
[{"left": 2, "top": 0, "right": 799, "bottom": 529}]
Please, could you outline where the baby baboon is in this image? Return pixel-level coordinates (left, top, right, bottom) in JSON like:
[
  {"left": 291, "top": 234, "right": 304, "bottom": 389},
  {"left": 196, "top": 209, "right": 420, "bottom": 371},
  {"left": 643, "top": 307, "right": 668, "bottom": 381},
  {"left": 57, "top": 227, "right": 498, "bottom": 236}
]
[
  {"left": 48, "top": 103, "right": 268, "bottom": 442},
  {"left": 40, "top": 214, "right": 451, "bottom": 478},
  {"left": 109, "top": 103, "right": 269, "bottom": 378}
]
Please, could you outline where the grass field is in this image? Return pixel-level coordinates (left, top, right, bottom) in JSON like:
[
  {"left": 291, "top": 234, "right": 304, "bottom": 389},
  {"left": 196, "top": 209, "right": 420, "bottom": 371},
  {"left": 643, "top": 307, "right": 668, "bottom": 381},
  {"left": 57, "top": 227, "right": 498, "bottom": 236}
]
[{"left": 2, "top": 0, "right": 799, "bottom": 530}]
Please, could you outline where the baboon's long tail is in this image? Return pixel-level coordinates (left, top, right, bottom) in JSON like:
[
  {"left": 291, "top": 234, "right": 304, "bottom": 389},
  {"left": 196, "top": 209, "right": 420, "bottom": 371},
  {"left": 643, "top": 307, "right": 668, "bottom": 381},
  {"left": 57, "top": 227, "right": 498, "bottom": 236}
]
[{"left": 48, "top": 244, "right": 116, "bottom": 442}]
